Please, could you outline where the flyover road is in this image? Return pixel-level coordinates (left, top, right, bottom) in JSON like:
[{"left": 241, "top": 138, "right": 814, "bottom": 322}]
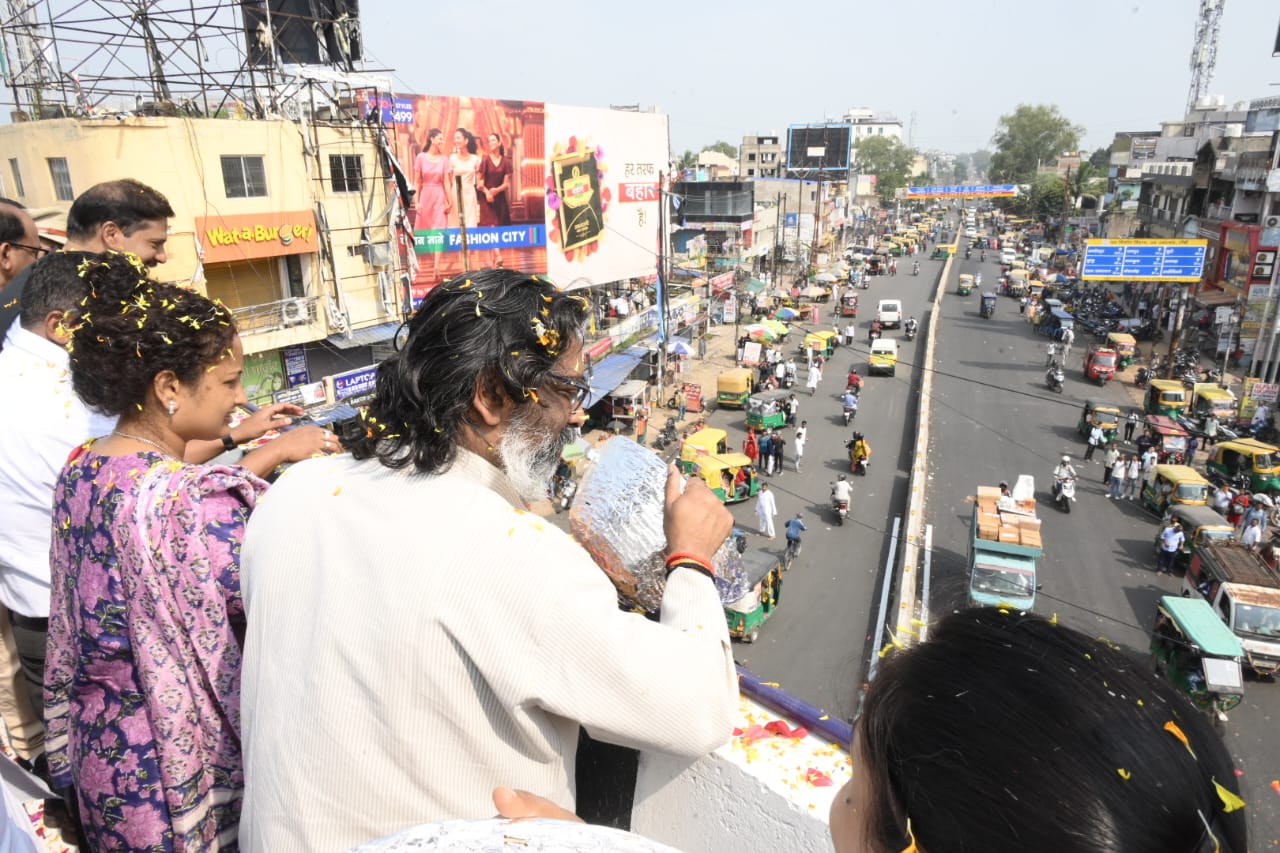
[
  {"left": 924, "top": 252, "right": 1280, "bottom": 846},
  {"left": 724, "top": 247, "right": 945, "bottom": 723}
]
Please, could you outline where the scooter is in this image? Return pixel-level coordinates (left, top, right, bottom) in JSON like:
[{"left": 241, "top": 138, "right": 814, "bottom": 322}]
[
  {"left": 831, "top": 491, "right": 850, "bottom": 526},
  {"left": 964, "top": 248, "right": 972, "bottom": 260},
  {"left": 1135, "top": 365, "right": 1150, "bottom": 387},
  {"left": 551, "top": 474, "right": 577, "bottom": 513},
  {"left": 1046, "top": 365, "right": 1065, "bottom": 393},
  {"left": 842, "top": 403, "right": 856, "bottom": 427},
  {"left": 912, "top": 262, "right": 920, "bottom": 276},
  {"left": 1054, "top": 476, "right": 1076, "bottom": 514},
  {"left": 782, "top": 370, "right": 796, "bottom": 389},
  {"left": 652, "top": 416, "right": 679, "bottom": 450},
  {"left": 860, "top": 277, "right": 870, "bottom": 290},
  {"left": 904, "top": 323, "right": 917, "bottom": 342}
]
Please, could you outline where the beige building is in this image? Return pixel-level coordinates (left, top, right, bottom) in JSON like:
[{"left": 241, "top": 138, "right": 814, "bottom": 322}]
[{"left": 0, "top": 115, "right": 404, "bottom": 403}]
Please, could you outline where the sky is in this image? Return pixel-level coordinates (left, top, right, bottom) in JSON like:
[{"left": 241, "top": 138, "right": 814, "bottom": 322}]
[{"left": 365, "top": 0, "right": 1279, "bottom": 156}]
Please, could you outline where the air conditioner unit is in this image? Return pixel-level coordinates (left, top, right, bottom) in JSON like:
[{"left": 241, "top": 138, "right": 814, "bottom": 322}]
[
  {"left": 280, "top": 298, "right": 309, "bottom": 327},
  {"left": 1265, "top": 215, "right": 1280, "bottom": 229}
]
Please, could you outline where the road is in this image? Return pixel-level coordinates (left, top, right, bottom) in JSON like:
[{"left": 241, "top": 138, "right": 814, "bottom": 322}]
[
  {"left": 924, "top": 250, "right": 1280, "bottom": 846},
  {"left": 722, "top": 251, "right": 945, "bottom": 722}
]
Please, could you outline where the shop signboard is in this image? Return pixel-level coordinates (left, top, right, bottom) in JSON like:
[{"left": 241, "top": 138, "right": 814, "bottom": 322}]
[
  {"left": 242, "top": 351, "right": 285, "bottom": 405},
  {"left": 195, "top": 211, "right": 318, "bottom": 264},
  {"left": 332, "top": 364, "right": 379, "bottom": 402},
  {"left": 282, "top": 344, "right": 310, "bottom": 387}
]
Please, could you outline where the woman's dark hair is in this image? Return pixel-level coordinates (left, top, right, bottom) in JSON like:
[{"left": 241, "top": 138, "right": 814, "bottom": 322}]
[
  {"left": 349, "top": 268, "right": 587, "bottom": 474},
  {"left": 488, "top": 133, "right": 506, "bottom": 158},
  {"left": 858, "top": 608, "right": 1246, "bottom": 853},
  {"left": 428, "top": 128, "right": 443, "bottom": 147},
  {"left": 67, "top": 252, "right": 237, "bottom": 416},
  {"left": 454, "top": 128, "right": 478, "bottom": 156}
]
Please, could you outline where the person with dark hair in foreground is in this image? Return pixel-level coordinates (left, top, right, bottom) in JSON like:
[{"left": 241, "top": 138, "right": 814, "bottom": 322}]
[
  {"left": 238, "top": 268, "right": 737, "bottom": 852},
  {"left": 44, "top": 253, "right": 338, "bottom": 851}
]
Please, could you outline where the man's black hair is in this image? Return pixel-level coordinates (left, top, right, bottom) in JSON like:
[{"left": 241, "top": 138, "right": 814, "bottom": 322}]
[{"left": 66, "top": 179, "right": 175, "bottom": 240}]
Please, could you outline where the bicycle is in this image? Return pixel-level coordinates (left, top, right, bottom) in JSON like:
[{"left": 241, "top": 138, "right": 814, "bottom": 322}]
[{"left": 783, "top": 536, "right": 802, "bottom": 570}]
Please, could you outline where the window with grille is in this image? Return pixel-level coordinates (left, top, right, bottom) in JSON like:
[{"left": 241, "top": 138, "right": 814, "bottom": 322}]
[
  {"left": 329, "top": 154, "right": 364, "bottom": 193},
  {"left": 221, "top": 155, "right": 268, "bottom": 198},
  {"left": 47, "top": 158, "right": 73, "bottom": 201}
]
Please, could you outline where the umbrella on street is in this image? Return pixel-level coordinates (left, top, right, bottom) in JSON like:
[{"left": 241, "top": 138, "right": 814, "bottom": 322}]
[
  {"left": 1253, "top": 493, "right": 1275, "bottom": 508},
  {"left": 774, "top": 307, "right": 799, "bottom": 321},
  {"left": 816, "top": 272, "right": 837, "bottom": 283},
  {"left": 762, "top": 319, "right": 789, "bottom": 337},
  {"left": 744, "top": 325, "right": 777, "bottom": 342},
  {"left": 666, "top": 340, "right": 694, "bottom": 356}
]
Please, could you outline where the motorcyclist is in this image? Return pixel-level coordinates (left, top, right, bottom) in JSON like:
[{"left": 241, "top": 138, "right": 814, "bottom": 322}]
[
  {"left": 980, "top": 249, "right": 987, "bottom": 262},
  {"left": 868, "top": 321, "right": 882, "bottom": 346},
  {"left": 1052, "top": 455, "right": 1078, "bottom": 499},
  {"left": 831, "top": 474, "right": 853, "bottom": 504},
  {"left": 912, "top": 260, "right": 920, "bottom": 275},
  {"left": 846, "top": 369, "right": 863, "bottom": 394},
  {"left": 841, "top": 388, "right": 859, "bottom": 418},
  {"left": 785, "top": 358, "right": 798, "bottom": 384},
  {"left": 904, "top": 316, "right": 919, "bottom": 337},
  {"left": 848, "top": 432, "right": 872, "bottom": 472}
]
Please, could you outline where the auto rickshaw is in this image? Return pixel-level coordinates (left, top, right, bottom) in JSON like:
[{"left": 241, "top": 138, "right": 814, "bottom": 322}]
[
  {"left": 1151, "top": 595, "right": 1245, "bottom": 733},
  {"left": 1205, "top": 438, "right": 1280, "bottom": 493},
  {"left": 1157, "top": 504, "right": 1236, "bottom": 566},
  {"left": 1077, "top": 398, "right": 1122, "bottom": 443},
  {"left": 1145, "top": 415, "right": 1191, "bottom": 463},
  {"left": 1043, "top": 307, "right": 1074, "bottom": 341},
  {"left": 957, "top": 274, "right": 975, "bottom": 296},
  {"left": 745, "top": 389, "right": 790, "bottom": 431},
  {"left": 1006, "top": 269, "right": 1029, "bottom": 298},
  {"left": 1144, "top": 379, "right": 1188, "bottom": 417},
  {"left": 1142, "top": 463, "right": 1210, "bottom": 514},
  {"left": 980, "top": 292, "right": 998, "bottom": 318},
  {"left": 724, "top": 549, "right": 783, "bottom": 643},
  {"left": 684, "top": 453, "right": 759, "bottom": 504},
  {"left": 1191, "top": 384, "right": 1237, "bottom": 426},
  {"left": 716, "top": 367, "right": 753, "bottom": 409},
  {"left": 1106, "top": 332, "right": 1137, "bottom": 368},
  {"left": 804, "top": 330, "right": 837, "bottom": 359},
  {"left": 931, "top": 244, "right": 952, "bottom": 260},
  {"left": 1083, "top": 346, "right": 1119, "bottom": 385},
  {"left": 839, "top": 291, "right": 859, "bottom": 318},
  {"left": 681, "top": 427, "right": 729, "bottom": 463}
]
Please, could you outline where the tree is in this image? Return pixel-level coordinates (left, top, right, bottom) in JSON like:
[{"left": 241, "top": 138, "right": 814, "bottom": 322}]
[
  {"left": 705, "top": 140, "right": 738, "bottom": 160},
  {"left": 1088, "top": 146, "right": 1111, "bottom": 171},
  {"left": 988, "top": 105, "right": 1084, "bottom": 184},
  {"left": 677, "top": 150, "right": 698, "bottom": 170},
  {"left": 953, "top": 161, "right": 969, "bottom": 183},
  {"left": 854, "top": 136, "right": 915, "bottom": 204},
  {"left": 970, "top": 150, "right": 992, "bottom": 175}
]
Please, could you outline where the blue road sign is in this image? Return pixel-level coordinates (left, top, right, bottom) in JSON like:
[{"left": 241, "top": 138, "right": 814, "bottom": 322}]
[
  {"left": 1080, "top": 239, "right": 1207, "bottom": 282},
  {"left": 905, "top": 184, "right": 1017, "bottom": 198}
]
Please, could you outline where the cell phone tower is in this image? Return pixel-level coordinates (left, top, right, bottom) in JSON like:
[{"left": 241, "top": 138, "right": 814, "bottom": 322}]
[{"left": 1187, "top": 0, "right": 1225, "bottom": 115}]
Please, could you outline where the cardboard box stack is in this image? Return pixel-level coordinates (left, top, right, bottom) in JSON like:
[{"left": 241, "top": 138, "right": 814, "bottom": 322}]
[{"left": 974, "top": 486, "right": 1041, "bottom": 549}]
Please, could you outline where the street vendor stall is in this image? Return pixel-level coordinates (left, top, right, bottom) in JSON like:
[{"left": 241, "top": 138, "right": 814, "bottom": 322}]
[{"left": 600, "top": 380, "right": 648, "bottom": 434}]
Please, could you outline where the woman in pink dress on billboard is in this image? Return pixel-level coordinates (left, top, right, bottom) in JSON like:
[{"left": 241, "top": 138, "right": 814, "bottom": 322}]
[{"left": 414, "top": 128, "right": 451, "bottom": 279}]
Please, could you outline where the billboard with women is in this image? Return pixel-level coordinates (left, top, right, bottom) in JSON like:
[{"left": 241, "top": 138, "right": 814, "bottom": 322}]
[
  {"left": 369, "top": 90, "right": 666, "bottom": 299},
  {"left": 543, "top": 104, "right": 667, "bottom": 288}
]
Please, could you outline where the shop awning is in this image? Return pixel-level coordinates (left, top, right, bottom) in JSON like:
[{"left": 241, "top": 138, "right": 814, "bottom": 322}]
[
  {"left": 326, "top": 320, "right": 402, "bottom": 349},
  {"left": 1194, "top": 290, "right": 1237, "bottom": 308},
  {"left": 584, "top": 351, "right": 646, "bottom": 409}
]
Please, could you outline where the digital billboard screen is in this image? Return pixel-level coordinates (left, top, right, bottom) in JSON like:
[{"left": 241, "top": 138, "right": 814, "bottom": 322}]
[{"left": 786, "top": 125, "right": 852, "bottom": 172}]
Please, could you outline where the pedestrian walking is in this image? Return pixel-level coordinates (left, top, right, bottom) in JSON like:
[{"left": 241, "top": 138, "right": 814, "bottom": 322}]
[
  {"left": 1045, "top": 341, "right": 1059, "bottom": 367},
  {"left": 1204, "top": 414, "right": 1220, "bottom": 447},
  {"left": 805, "top": 364, "right": 820, "bottom": 396},
  {"left": 673, "top": 387, "right": 686, "bottom": 422},
  {"left": 755, "top": 483, "right": 778, "bottom": 540},
  {"left": 1109, "top": 455, "right": 1126, "bottom": 499},
  {"left": 1241, "top": 517, "right": 1263, "bottom": 548},
  {"left": 742, "top": 428, "right": 759, "bottom": 468},
  {"left": 1243, "top": 501, "right": 1268, "bottom": 539},
  {"left": 1156, "top": 521, "right": 1184, "bottom": 574},
  {"left": 758, "top": 430, "right": 774, "bottom": 476},
  {"left": 771, "top": 434, "right": 786, "bottom": 477},
  {"left": 1084, "top": 421, "right": 1104, "bottom": 461},
  {"left": 1124, "top": 454, "right": 1142, "bottom": 500},
  {"left": 1019, "top": 295, "right": 1028, "bottom": 315},
  {"left": 1124, "top": 410, "right": 1139, "bottom": 443},
  {"left": 1185, "top": 435, "right": 1199, "bottom": 463},
  {"left": 794, "top": 421, "right": 807, "bottom": 472},
  {"left": 787, "top": 394, "right": 799, "bottom": 427},
  {"left": 1102, "top": 445, "right": 1120, "bottom": 484},
  {"left": 1061, "top": 326, "right": 1075, "bottom": 356}
]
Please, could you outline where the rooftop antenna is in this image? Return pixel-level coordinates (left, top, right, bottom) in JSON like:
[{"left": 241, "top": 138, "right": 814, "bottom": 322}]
[{"left": 1187, "top": 0, "right": 1225, "bottom": 114}]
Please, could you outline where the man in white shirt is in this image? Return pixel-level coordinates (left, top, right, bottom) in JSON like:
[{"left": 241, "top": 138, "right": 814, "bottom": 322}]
[
  {"left": 755, "top": 482, "right": 778, "bottom": 539},
  {"left": 794, "top": 420, "right": 808, "bottom": 472},
  {"left": 239, "top": 270, "right": 737, "bottom": 852}
]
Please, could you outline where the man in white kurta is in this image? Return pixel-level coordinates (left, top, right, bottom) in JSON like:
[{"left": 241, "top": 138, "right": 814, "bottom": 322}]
[{"left": 755, "top": 482, "right": 778, "bottom": 539}]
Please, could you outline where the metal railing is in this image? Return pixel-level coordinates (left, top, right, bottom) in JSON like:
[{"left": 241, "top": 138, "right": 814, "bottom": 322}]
[{"left": 230, "top": 295, "right": 320, "bottom": 334}]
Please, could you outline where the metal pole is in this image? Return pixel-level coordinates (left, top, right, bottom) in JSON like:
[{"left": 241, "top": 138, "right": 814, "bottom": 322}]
[
  {"left": 456, "top": 175, "right": 470, "bottom": 271},
  {"left": 918, "top": 524, "right": 933, "bottom": 643},
  {"left": 1164, "top": 282, "right": 1185, "bottom": 380},
  {"left": 866, "top": 516, "right": 903, "bottom": 685}
]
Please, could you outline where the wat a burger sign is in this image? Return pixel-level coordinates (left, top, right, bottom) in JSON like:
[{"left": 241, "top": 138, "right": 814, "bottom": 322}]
[{"left": 196, "top": 211, "right": 318, "bottom": 264}]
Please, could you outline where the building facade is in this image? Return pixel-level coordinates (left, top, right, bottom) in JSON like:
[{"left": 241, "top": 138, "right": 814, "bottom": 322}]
[{"left": 739, "top": 134, "right": 784, "bottom": 179}]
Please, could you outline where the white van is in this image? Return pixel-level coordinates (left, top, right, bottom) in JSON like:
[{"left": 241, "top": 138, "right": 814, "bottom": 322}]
[
  {"left": 1000, "top": 248, "right": 1017, "bottom": 265},
  {"left": 876, "top": 299, "right": 902, "bottom": 328}
]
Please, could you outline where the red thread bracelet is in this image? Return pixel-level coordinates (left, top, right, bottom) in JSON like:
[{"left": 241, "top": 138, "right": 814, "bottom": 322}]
[{"left": 665, "top": 552, "right": 713, "bottom": 572}]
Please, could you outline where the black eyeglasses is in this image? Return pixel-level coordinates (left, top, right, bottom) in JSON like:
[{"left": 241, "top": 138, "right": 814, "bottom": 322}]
[
  {"left": 7, "top": 242, "right": 47, "bottom": 258},
  {"left": 546, "top": 372, "right": 591, "bottom": 410}
]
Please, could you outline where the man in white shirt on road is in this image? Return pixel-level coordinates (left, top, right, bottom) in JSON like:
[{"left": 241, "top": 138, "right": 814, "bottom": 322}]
[{"left": 755, "top": 482, "right": 778, "bottom": 539}]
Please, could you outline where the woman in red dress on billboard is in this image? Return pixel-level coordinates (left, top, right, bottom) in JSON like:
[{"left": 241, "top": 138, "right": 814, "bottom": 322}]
[{"left": 478, "top": 131, "right": 513, "bottom": 265}]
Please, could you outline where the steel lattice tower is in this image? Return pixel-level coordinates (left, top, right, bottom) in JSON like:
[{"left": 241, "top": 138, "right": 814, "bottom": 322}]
[{"left": 1187, "top": 0, "right": 1226, "bottom": 114}]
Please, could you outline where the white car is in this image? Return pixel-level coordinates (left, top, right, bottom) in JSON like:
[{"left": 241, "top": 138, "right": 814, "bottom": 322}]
[
  {"left": 1001, "top": 248, "right": 1017, "bottom": 265},
  {"left": 876, "top": 299, "right": 903, "bottom": 328},
  {"left": 964, "top": 227, "right": 977, "bottom": 239}
]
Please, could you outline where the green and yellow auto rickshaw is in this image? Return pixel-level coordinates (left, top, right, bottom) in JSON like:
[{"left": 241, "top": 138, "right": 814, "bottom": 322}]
[
  {"left": 716, "top": 368, "right": 753, "bottom": 409},
  {"left": 1142, "top": 464, "right": 1210, "bottom": 515},
  {"left": 1157, "top": 504, "right": 1236, "bottom": 567},
  {"left": 746, "top": 389, "right": 790, "bottom": 431},
  {"left": 1191, "top": 384, "right": 1237, "bottom": 426},
  {"left": 803, "top": 330, "right": 837, "bottom": 359},
  {"left": 680, "top": 428, "right": 759, "bottom": 503},
  {"left": 1151, "top": 595, "right": 1245, "bottom": 733},
  {"left": 1146, "top": 415, "right": 1191, "bottom": 464},
  {"left": 1205, "top": 438, "right": 1280, "bottom": 494},
  {"left": 957, "top": 274, "right": 975, "bottom": 296},
  {"left": 1106, "top": 332, "right": 1137, "bottom": 368},
  {"left": 724, "top": 549, "right": 783, "bottom": 643},
  {"left": 1144, "top": 379, "right": 1188, "bottom": 418},
  {"left": 1077, "top": 398, "right": 1122, "bottom": 443}
]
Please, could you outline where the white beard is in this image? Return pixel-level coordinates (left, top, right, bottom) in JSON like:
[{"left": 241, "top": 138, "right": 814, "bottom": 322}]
[{"left": 499, "top": 415, "right": 576, "bottom": 504}]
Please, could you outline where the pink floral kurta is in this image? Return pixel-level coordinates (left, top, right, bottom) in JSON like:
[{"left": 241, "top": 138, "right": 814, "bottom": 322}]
[{"left": 46, "top": 445, "right": 267, "bottom": 851}]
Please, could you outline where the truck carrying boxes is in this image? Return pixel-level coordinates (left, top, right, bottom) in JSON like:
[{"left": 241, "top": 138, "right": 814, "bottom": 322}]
[
  {"left": 968, "top": 477, "right": 1042, "bottom": 611},
  {"left": 1182, "top": 540, "right": 1280, "bottom": 675}
]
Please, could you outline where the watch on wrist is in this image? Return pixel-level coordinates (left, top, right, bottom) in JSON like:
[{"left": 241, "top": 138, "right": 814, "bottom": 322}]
[{"left": 221, "top": 433, "right": 237, "bottom": 452}]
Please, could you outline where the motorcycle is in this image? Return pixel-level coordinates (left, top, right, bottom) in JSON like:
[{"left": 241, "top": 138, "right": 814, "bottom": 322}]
[
  {"left": 1054, "top": 476, "right": 1076, "bottom": 514},
  {"left": 782, "top": 369, "right": 796, "bottom": 389},
  {"left": 842, "top": 402, "right": 856, "bottom": 427},
  {"left": 551, "top": 474, "right": 577, "bottom": 513},
  {"left": 904, "top": 323, "right": 917, "bottom": 341},
  {"left": 912, "top": 263, "right": 920, "bottom": 276},
  {"left": 964, "top": 248, "right": 972, "bottom": 260},
  {"left": 980, "top": 251, "right": 987, "bottom": 262},
  {"left": 1046, "top": 365, "right": 1065, "bottom": 393},
  {"left": 652, "top": 416, "right": 680, "bottom": 451},
  {"left": 860, "top": 277, "right": 870, "bottom": 290},
  {"left": 831, "top": 490, "right": 850, "bottom": 526}
]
